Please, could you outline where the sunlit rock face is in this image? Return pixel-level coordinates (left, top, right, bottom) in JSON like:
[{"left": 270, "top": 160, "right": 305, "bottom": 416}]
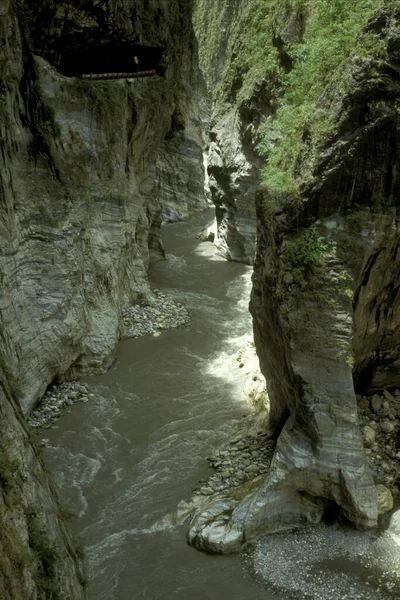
[
  {"left": 188, "top": 3, "right": 400, "bottom": 552},
  {"left": 0, "top": 0, "right": 206, "bottom": 413},
  {"left": 193, "top": 0, "right": 260, "bottom": 265}
]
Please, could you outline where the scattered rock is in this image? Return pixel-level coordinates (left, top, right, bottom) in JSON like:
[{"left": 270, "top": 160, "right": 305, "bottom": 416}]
[
  {"left": 244, "top": 464, "right": 259, "bottom": 474},
  {"left": 363, "top": 425, "right": 376, "bottom": 445},
  {"left": 371, "top": 394, "right": 382, "bottom": 414},
  {"left": 121, "top": 290, "right": 190, "bottom": 338},
  {"left": 28, "top": 381, "right": 91, "bottom": 430},
  {"left": 358, "top": 389, "right": 400, "bottom": 500},
  {"left": 376, "top": 484, "right": 394, "bottom": 515},
  {"left": 197, "top": 434, "right": 275, "bottom": 497},
  {"left": 383, "top": 390, "right": 395, "bottom": 404},
  {"left": 381, "top": 421, "right": 395, "bottom": 434}
]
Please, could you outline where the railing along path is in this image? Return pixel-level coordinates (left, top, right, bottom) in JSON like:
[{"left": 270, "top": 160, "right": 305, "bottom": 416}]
[{"left": 81, "top": 70, "right": 157, "bottom": 80}]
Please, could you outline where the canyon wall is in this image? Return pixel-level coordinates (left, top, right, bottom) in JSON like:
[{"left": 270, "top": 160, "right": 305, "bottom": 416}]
[
  {"left": 0, "top": 0, "right": 205, "bottom": 593},
  {"left": 189, "top": 1, "right": 400, "bottom": 552},
  {"left": 0, "top": 0, "right": 206, "bottom": 414},
  {"left": 194, "top": 0, "right": 261, "bottom": 264},
  {"left": 0, "top": 360, "right": 86, "bottom": 599}
]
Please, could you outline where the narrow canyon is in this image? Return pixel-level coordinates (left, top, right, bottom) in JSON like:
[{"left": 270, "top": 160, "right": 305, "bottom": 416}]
[{"left": 1, "top": 1, "right": 400, "bottom": 599}]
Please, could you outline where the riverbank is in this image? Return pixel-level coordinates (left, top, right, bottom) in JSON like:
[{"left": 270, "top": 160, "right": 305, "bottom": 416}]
[
  {"left": 121, "top": 289, "right": 190, "bottom": 338},
  {"left": 28, "top": 288, "right": 191, "bottom": 430},
  {"left": 247, "top": 523, "right": 400, "bottom": 600}
]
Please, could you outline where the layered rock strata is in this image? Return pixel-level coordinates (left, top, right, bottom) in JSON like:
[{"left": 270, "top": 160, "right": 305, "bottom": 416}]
[
  {"left": 0, "top": 0, "right": 206, "bottom": 593},
  {"left": 188, "top": 3, "right": 400, "bottom": 552},
  {"left": 194, "top": 0, "right": 263, "bottom": 264},
  {"left": 0, "top": 0, "right": 206, "bottom": 414},
  {"left": 0, "top": 364, "right": 86, "bottom": 599}
]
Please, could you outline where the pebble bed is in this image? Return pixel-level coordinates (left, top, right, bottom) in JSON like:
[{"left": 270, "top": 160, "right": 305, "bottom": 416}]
[
  {"left": 248, "top": 524, "right": 400, "bottom": 599},
  {"left": 28, "top": 381, "right": 93, "bottom": 431},
  {"left": 121, "top": 289, "right": 190, "bottom": 338},
  {"left": 193, "top": 387, "right": 400, "bottom": 501},
  {"left": 193, "top": 432, "right": 275, "bottom": 496},
  {"left": 358, "top": 389, "right": 400, "bottom": 499}
]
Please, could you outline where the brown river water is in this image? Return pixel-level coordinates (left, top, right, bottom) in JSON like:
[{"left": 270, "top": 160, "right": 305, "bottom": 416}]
[
  {"left": 41, "top": 211, "right": 400, "bottom": 599},
  {"left": 42, "top": 211, "right": 280, "bottom": 599}
]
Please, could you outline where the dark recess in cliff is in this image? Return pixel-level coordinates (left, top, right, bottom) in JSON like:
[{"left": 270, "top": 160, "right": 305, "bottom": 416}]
[
  {"left": 16, "top": 1, "right": 166, "bottom": 76},
  {"left": 61, "top": 42, "right": 164, "bottom": 77}
]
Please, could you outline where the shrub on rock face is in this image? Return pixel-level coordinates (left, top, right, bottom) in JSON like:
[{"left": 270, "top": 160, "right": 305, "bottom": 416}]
[{"left": 285, "top": 225, "right": 335, "bottom": 275}]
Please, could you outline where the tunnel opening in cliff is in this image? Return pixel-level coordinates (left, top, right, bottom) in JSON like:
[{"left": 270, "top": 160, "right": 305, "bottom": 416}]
[{"left": 58, "top": 42, "right": 164, "bottom": 78}]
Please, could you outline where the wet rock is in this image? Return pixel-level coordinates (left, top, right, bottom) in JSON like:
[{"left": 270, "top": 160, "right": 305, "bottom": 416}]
[
  {"left": 121, "top": 290, "right": 190, "bottom": 339},
  {"left": 376, "top": 484, "right": 394, "bottom": 515},
  {"left": 363, "top": 425, "right": 376, "bottom": 445},
  {"left": 380, "top": 421, "right": 395, "bottom": 434},
  {"left": 199, "top": 488, "right": 214, "bottom": 496},
  {"left": 28, "top": 381, "right": 92, "bottom": 430},
  {"left": 370, "top": 394, "right": 382, "bottom": 414}
]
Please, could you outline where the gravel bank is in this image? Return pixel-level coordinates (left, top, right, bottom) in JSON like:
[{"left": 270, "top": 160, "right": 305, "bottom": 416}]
[
  {"left": 358, "top": 389, "right": 400, "bottom": 503},
  {"left": 247, "top": 524, "right": 400, "bottom": 600},
  {"left": 121, "top": 289, "right": 190, "bottom": 338},
  {"left": 28, "top": 381, "right": 92, "bottom": 430},
  {"left": 191, "top": 431, "right": 275, "bottom": 497},
  {"left": 29, "top": 290, "right": 190, "bottom": 431}
]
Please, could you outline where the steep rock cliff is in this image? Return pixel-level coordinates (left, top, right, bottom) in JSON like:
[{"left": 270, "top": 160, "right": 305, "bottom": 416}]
[
  {"left": 0, "top": 0, "right": 206, "bottom": 592},
  {"left": 0, "top": 360, "right": 86, "bottom": 599},
  {"left": 188, "top": 1, "right": 400, "bottom": 552},
  {"left": 194, "top": 0, "right": 265, "bottom": 264},
  {"left": 0, "top": 0, "right": 206, "bottom": 413}
]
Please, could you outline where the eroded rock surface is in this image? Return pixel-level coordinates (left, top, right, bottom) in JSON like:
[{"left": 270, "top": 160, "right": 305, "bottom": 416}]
[
  {"left": 0, "top": 364, "right": 86, "bottom": 599},
  {"left": 0, "top": 0, "right": 206, "bottom": 413},
  {"left": 0, "top": 0, "right": 206, "bottom": 594},
  {"left": 193, "top": 0, "right": 265, "bottom": 264},
  {"left": 188, "top": 3, "right": 400, "bottom": 552}
]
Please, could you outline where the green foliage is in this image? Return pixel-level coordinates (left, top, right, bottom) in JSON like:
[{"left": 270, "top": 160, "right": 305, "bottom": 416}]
[
  {"left": 234, "top": 1, "right": 281, "bottom": 105},
  {"left": 194, "top": 0, "right": 282, "bottom": 103},
  {"left": 370, "top": 195, "right": 389, "bottom": 212},
  {"left": 27, "top": 506, "right": 59, "bottom": 566},
  {"left": 195, "top": 0, "right": 383, "bottom": 196},
  {"left": 326, "top": 402, "right": 335, "bottom": 417},
  {"left": 343, "top": 288, "right": 353, "bottom": 299},
  {"left": 286, "top": 225, "right": 335, "bottom": 274},
  {"left": 74, "top": 543, "right": 85, "bottom": 561},
  {"left": 57, "top": 501, "right": 76, "bottom": 521},
  {"left": 0, "top": 441, "right": 24, "bottom": 509},
  {"left": 260, "top": 0, "right": 382, "bottom": 191},
  {"left": 193, "top": 0, "right": 229, "bottom": 84}
]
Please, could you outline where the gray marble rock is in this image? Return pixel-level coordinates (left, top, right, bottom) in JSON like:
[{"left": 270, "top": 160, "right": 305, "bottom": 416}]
[{"left": 0, "top": 0, "right": 206, "bottom": 415}]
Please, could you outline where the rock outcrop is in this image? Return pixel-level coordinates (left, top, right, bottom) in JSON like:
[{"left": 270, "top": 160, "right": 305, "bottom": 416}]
[
  {"left": 0, "top": 361, "right": 86, "bottom": 599},
  {"left": 0, "top": 0, "right": 206, "bottom": 593},
  {"left": 0, "top": 0, "right": 206, "bottom": 413},
  {"left": 188, "top": 2, "right": 400, "bottom": 552},
  {"left": 193, "top": 0, "right": 264, "bottom": 264}
]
